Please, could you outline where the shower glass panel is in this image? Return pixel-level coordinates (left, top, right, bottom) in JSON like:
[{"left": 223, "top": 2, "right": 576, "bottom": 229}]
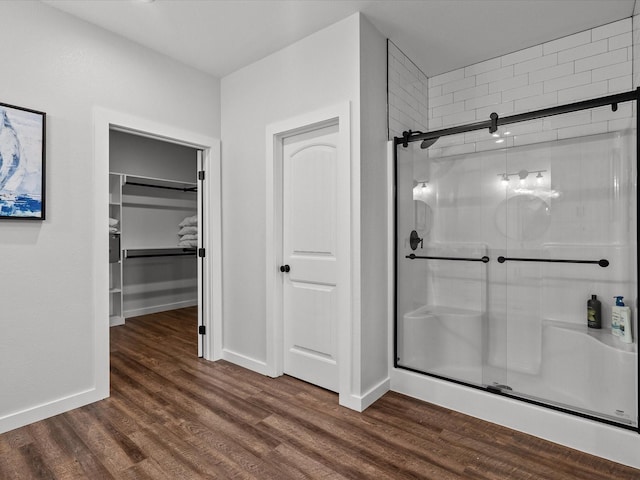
[{"left": 395, "top": 101, "right": 638, "bottom": 429}]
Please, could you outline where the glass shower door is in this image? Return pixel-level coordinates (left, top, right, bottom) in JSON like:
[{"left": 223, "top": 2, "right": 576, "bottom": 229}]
[{"left": 499, "top": 118, "right": 637, "bottom": 427}]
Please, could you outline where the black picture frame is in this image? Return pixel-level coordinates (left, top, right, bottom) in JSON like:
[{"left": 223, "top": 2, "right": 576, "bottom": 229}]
[{"left": 0, "top": 102, "right": 46, "bottom": 220}]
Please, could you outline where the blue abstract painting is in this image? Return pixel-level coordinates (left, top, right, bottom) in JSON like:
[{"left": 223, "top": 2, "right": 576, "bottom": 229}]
[{"left": 0, "top": 103, "right": 45, "bottom": 219}]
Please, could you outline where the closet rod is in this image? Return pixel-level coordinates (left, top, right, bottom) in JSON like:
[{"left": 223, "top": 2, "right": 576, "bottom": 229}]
[
  {"left": 125, "top": 181, "right": 197, "bottom": 193},
  {"left": 125, "top": 249, "right": 196, "bottom": 259}
]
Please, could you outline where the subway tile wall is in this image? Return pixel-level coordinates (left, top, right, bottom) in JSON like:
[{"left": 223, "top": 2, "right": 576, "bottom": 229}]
[
  {"left": 388, "top": 41, "right": 428, "bottom": 140},
  {"left": 425, "top": 18, "right": 634, "bottom": 158}
]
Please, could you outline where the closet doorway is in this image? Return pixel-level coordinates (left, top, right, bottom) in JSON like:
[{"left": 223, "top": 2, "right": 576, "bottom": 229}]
[
  {"left": 94, "top": 108, "right": 221, "bottom": 389},
  {"left": 109, "top": 130, "right": 205, "bottom": 355}
]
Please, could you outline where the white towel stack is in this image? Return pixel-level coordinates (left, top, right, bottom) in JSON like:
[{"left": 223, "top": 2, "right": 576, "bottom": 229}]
[
  {"left": 109, "top": 217, "right": 119, "bottom": 233},
  {"left": 178, "top": 214, "right": 198, "bottom": 247}
]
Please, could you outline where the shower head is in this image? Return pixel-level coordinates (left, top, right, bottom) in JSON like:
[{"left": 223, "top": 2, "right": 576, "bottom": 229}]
[{"left": 420, "top": 137, "right": 439, "bottom": 149}]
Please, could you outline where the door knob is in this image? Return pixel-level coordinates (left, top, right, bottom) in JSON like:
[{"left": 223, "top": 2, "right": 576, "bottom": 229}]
[{"left": 280, "top": 265, "right": 290, "bottom": 273}]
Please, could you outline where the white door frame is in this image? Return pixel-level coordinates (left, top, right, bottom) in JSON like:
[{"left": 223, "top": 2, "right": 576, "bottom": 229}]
[
  {"left": 265, "top": 102, "right": 352, "bottom": 406},
  {"left": 93, "top": 107, "right": 223, "bottom": 398}
]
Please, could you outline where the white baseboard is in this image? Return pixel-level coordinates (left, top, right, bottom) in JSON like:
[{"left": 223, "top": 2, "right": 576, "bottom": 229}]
[
  {"left": 124, "top": 299, "right": 197, "bottom": 319},
  {"left": 340, "top": 377, "right": 390, "bottom": 412},
  {"left": 0, "top": 388, "right": 107, "bottom": 435},
  {"left": 222, "top": 349, "right": 270, "bottom": 376}
]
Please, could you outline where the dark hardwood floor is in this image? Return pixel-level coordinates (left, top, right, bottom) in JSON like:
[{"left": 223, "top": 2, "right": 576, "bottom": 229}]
[{"left": 1, "top": 307, "right": 638, "bottom": 479}]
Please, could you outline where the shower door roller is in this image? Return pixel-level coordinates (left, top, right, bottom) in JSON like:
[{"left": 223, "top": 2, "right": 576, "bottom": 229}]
[{"left": 280, "top": 265, "right": 290, "bottom": 273}]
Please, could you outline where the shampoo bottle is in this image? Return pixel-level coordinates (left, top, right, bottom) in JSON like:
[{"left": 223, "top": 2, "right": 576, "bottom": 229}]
[
  {"left": 612, "top": 296, "right": 633, "bottom": 344},
  {"left": 587, "top": 295, "right": 601, "bottom": 329}
]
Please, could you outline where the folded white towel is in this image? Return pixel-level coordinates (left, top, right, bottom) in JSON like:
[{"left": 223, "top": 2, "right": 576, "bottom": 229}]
[
  {"left": 179, "top": 214, "right": 198, "bottom": 227},
  {"left": 109, "top": 226, "right": 119, "bottom": 233},
  {"left": 179, "top": 234, "right": 198, "bottom": 241},
  {"left": 178, "top": 226, "right": 198, "bottom": 235},
  {"left": 178, "top": 239, "right": 198, "bottom": 247},
  {"left": 109, "top": 217, "right": 119, "bottom": 227}
]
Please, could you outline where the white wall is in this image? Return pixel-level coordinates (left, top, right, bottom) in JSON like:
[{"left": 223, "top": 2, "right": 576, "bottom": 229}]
[
  {"left": 359, "top": 17, "right": 390, "bottom": 398},
  {"left": 221, "top": 14, "right": 360, "bottom": 366},
  {"left": 0, "top": 1, "right": 219, "bottom": 432},
  {"left": 221, "top": 12, "right": 389, "bottom": 404}
]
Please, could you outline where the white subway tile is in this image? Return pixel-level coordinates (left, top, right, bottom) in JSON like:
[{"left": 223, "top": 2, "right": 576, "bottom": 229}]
[
  {"left": 514, "top": 53, "right": 557, "bottom": 75},
  {"left": 428, "top": 117, "right": 443, "bottom": 130},
  {"left": 591, "top": 103, "right": 632, "bottom": 122},
  {"left": 440, "top": 143, "right": 477, "bottom": 158},
  {"left": 608, "top": 117, "right": 634, "bottom": 132},
  {"left": 428, "top": 85, "right": 442, "bottom": 98},
  {"left": 543, "top": 30, "right": 591, "bottom": 55},
  {"left": 592, "top": 60, "right": 632, "bottom": 82},
  {"left": 609, "top": 32, "right": 632, "bottom": 51},
  {"left": 530, "top": 63, "right": 574, "bottom": 85},
  {"left": 476, "top": 136, "right": 514, "bottom": 152},
  {"left": 502, "top": 83, "right": 544, "bottom": 102},
  {"left": 512, "top": 130, "right": 558, "bottom": 147},
  {"left": 453, "top": 83, "right": 489, "bottom": 102},
  {"left": 465, "top": 92, "right": 502, "bottom": 110},
  {"left": 475, "top": 101, "right": 515, "bottom": 120},
  {"left": 608, "top": 75, "right": 632, "bottom": 93},
  {"left": 592, "top": 18, "right": 632, "bottom": 41},
  {"left": 465, "top": 57, "right": 502, "bottom": 77},
  {"left": 430, "top": 93, "right": 454, "bottom": 108},
  {"left": 574, "top": 48, "right": 628, "bottom": 72},
  {"left": 514, "top": 91, "right": 558, "bottom": 111},
  {"left": 433, "top": 100, "right": 465, "bottom": 118},
  {"left": 442, "top": 110, "right": 477, "bottom": 127},
  {"left": 502, "top": 44, "right": 543, "bottom": 66},
  {"left": 476, "top": 65, "right": 514, "bottom": 85},
  {"left": 504, "top": 120, "right": 544, "bottom": 137},
  {"left": 488, "top": 75, "right": 527, "bottom": 95},
  {"left": 543, "top": 71, "right": 591, "bottom": 94},
  {"left": 442, "top": 76, "right": 476, "bottom": 95},
  {"left": 543, "top": 110, "right": 591, "bottom": 130},
  {"left": 557, "top": 39, "right": 607, "bottom": 64},
  {"left": 557, "top": 121, "right": 608, "bottom": 140},
  {"left": 430, "top": 67, "right": 465, "bottom": 87},
  {"left": 557, "top": 81, "right": 608, "bottom": 103}
]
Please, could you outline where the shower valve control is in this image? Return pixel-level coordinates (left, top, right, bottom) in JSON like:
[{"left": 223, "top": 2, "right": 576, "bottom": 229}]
[{"left": 409, "top": 230, "right": 423, "bottom": 251}]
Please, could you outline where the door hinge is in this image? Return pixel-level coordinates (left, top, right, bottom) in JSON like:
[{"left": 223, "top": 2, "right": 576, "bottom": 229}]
[
  {"left": 198, "top": 325, "right": 206, "bottom": 335},
  {"left": 198, "top": 170, "right": 205, "bottom": 181},
  {"left": 198, "top": 248, "right": 206, "bottom": 258}
]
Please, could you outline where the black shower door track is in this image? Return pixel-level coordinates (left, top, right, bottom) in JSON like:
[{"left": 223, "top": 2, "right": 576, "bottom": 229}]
[{"left": 392, "top": 88, "right": 640, "bottom": 433}]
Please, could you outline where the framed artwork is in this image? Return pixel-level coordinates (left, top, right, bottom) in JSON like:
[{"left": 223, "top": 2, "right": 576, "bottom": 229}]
[{"left": 0, "top": 102, "right": 46, "bottom": 220}]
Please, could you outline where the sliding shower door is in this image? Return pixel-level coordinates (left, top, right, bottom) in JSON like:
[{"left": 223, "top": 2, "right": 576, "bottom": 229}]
[
  {"left": 497, "top": 116, "right": 637, "bottom": 426},
  {"left": 395, "top": 100, "right": 638, "bottom": 429},
  {"left": 396, "top": 129, "right": 508, "bottom": 388}
]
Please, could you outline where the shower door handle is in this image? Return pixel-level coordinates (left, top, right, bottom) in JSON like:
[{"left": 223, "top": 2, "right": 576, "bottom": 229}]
[
  {"left": 407, "top": 254, "right": 490, "bottom": 263},
  {"left": 497, "top": 256, "right": 609, "bottom": 267}
]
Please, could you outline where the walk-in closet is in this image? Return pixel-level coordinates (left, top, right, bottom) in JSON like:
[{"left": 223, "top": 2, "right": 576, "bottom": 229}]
[{"left": 108, "top": 130, "right": 201, "bottom": 341}]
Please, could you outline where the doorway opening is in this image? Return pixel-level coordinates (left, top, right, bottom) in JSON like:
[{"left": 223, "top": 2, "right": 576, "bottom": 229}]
[{"left": 93, "top": 108, "right": 222, "bottom": 400}]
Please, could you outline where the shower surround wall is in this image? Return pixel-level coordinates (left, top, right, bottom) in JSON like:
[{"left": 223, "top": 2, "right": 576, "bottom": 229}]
[
  {"left": 392, "top": 16, "right": 640, "bottom": 469},
  {"left": 428, "top": 18, "right": 633, "bottom": 154},
  {"left": 388, "top": 41, "right": 428, "bottom": 139}
]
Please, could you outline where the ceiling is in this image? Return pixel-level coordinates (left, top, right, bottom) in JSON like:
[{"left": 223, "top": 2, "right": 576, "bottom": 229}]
[{"left": 43, "top": 0, "right": 637, "bottom": 79}]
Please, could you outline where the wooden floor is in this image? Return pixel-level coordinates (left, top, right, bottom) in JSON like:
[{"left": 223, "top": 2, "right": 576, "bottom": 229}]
[{"left": 1, "top": 308, "right": 639, "bottom": 479}]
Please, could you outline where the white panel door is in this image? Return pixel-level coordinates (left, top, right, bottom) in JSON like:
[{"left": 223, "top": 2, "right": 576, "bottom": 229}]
[{"left": 282, "top": 123, "right": 339, "bottom": 392}]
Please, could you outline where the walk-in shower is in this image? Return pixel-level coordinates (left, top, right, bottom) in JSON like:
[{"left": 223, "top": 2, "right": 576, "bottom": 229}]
[{"left": 394, "top": 90, "right": 639, "bottom": 430}]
